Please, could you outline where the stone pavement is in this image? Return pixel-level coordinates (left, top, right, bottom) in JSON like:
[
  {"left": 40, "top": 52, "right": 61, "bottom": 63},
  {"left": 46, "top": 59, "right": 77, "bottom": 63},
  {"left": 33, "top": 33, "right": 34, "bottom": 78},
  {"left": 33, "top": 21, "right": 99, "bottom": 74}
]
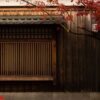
[{"left": 0, "top": 92, "right": 100, "bottom": 100}]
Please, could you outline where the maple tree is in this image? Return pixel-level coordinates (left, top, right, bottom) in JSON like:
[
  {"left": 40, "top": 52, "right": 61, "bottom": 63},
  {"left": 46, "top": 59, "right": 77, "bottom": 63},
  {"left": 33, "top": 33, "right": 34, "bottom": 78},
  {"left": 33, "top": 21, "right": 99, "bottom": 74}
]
[
  {"left": 16, "top": 0, "right": 100, "bottom": 32},
  {"left": 75, "top": 0, "right": 100, "bottom": 31}
]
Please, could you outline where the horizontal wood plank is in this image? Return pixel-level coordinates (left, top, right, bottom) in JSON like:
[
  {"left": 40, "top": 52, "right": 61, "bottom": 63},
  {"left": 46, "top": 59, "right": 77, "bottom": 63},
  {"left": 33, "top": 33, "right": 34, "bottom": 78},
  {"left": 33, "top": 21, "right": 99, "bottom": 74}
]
[{"left": 0, "top": 76, "right": 53, "bottom": 81}]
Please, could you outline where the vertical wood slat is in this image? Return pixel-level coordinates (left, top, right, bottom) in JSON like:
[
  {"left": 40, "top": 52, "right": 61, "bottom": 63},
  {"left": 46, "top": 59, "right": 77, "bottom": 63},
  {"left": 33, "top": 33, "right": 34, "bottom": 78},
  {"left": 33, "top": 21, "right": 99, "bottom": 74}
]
[
  {"left": 52, "top": 39, "right": 56, "bottom": 83},
  {"left": 1, "top": 43, "right": 2, "bottom": 75},
  {"left": 0, "top": 40, "right": 54, "bottom": 80}
]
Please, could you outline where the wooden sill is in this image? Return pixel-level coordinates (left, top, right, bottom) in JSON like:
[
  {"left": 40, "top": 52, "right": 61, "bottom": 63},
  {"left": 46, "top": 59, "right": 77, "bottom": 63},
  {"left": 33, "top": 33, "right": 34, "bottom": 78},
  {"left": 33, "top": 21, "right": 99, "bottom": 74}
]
[{"left": 0, "top": 76, "right": 53, "bottom": 81}]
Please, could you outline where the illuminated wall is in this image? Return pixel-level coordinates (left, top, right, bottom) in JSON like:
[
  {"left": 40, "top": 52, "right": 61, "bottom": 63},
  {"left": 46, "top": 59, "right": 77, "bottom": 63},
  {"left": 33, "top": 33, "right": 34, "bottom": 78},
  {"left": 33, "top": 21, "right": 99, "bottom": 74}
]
[{"left": 0, "top": 0, "right": 77, "bottom": 6}]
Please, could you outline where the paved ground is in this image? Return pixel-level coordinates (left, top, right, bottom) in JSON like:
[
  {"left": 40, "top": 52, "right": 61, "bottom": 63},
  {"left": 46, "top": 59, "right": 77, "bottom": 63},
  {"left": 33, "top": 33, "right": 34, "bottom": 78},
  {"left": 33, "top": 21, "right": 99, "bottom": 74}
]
[{"left": 0, "top": 92, "right": 100, "bottom": 100}]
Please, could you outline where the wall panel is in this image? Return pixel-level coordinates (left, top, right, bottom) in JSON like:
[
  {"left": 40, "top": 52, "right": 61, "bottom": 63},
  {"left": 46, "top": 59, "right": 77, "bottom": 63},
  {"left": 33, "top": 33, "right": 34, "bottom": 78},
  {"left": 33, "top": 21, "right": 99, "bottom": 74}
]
[{"left": 63, "top": 11, "right": 100, "bottom": 91}]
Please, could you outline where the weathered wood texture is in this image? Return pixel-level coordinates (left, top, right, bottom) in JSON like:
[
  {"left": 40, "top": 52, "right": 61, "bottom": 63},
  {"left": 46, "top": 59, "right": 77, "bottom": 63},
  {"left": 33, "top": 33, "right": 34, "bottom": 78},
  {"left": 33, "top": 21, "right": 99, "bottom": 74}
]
[
  {"left": 62, "top": 11, "right": 100, "bottom": 91},
  {"left": 0, "top": 7, "right": 99, "bottom": 91}
]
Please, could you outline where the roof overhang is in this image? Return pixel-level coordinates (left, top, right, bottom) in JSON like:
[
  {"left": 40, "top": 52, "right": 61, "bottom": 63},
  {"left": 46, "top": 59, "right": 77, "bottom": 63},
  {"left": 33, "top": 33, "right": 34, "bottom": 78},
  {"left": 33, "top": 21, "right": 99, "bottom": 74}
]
[{"left": 0, "top": 15, "right": 64, "bottom": 24}]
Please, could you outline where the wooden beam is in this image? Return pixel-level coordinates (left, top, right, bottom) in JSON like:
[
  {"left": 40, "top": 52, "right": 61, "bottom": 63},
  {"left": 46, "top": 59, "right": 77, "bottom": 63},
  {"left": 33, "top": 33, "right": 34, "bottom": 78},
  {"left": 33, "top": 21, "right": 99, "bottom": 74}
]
[{"left": 0, "top": 76, "right": 53, "bottom": 81}]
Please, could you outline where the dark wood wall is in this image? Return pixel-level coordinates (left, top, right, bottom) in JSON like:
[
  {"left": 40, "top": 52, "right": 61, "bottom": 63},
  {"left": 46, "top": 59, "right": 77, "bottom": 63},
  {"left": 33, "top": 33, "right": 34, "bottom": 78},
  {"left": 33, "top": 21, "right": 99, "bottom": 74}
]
[
  {"left": 61, "top": 24, "right": 100, "bottom": 91},
  {"left": 0, "top": 23, "right": 100, "bottom": 92}
]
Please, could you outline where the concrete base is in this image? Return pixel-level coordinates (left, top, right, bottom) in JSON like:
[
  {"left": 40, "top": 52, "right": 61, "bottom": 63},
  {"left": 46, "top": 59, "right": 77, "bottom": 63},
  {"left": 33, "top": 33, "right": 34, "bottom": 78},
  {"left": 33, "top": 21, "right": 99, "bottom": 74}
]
[{"left": 0, "top": 93, "right": 100, "bottom": 100}]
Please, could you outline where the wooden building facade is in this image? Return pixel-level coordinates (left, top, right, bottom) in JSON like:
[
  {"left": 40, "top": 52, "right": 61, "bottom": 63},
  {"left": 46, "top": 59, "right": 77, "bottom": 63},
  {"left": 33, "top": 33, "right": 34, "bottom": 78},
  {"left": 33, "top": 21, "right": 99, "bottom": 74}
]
[{"left": 0, "top": 7, "right": 100, "bottom": 92}]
